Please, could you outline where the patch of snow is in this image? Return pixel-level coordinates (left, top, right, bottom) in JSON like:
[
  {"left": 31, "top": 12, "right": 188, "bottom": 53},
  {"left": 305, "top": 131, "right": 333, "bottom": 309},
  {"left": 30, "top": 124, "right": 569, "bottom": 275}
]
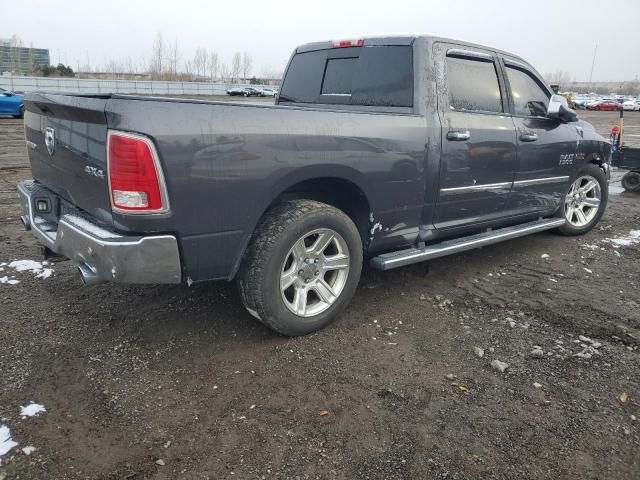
[
  {"left": 0, "top": 425, "right": 18, "bottom": 460},
  {"left": 0, "top": 276, "right": 20, "bottom": 285},
  {"left": 7, "top": 260, "right": 54, "bottom": 280},
  {"left": 540, "top": 253, "right": 550, "bottom": 259},
  {"left": 491, "top": 359, "right": 509, "bottom": 373},
  {"left": 605, "top": 230, "right": 640, "bottom": 248},
  {"left": 22, "top": 446, "right": 36, "bottom": 455},
  {"left": 583, "top": 268, "right": 593, "bottom": 274},
  {"left": 20, "top": 403, "right": 46, "bottom": 418}
]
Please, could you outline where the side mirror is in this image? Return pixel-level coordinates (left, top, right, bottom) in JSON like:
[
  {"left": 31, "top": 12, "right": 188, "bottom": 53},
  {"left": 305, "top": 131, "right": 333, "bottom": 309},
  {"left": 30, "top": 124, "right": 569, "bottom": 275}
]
[{"left": 547, "top": 94, "right": 577, "bottom": 122}]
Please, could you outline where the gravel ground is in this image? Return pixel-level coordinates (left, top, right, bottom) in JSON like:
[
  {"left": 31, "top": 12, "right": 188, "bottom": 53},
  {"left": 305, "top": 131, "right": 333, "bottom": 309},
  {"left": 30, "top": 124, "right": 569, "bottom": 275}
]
[{"left": 0, "top": 108, "right": 639, "bottom": 479}]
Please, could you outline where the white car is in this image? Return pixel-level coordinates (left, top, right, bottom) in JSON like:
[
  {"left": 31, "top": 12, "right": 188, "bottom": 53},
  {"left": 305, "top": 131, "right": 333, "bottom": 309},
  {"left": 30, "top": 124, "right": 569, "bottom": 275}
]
[
  {"left": 622, "top": 99, "right": 640, "bottom": 111},
  {"left": 259, "top": 88, "right": 278, "bottom": 97}
]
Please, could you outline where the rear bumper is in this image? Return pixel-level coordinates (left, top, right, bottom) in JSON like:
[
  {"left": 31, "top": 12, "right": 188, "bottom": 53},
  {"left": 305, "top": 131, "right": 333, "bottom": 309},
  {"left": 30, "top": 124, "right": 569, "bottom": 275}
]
[{"left": 17, "top": 180, "right": 182, "bottom": 284}]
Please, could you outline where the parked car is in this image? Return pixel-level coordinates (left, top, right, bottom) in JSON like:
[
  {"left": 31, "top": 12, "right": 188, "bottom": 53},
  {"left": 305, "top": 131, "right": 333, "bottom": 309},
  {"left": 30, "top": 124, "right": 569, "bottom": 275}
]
[
  {"left": 0, "top": 87, "right": 24, "bottom": 118},
  {"left": 17, "top": 35, "right": 610, "bottom": 336},
  {"left": 622, "top": 99, "right": 640, "bottom": 111},
  {"left": 259, "top": 87, "right": 278, "bottom": 97},
  {"left": 586, "top": 100, "right": 621, "bottom": 111},
  {"left": 226, "top": 87, "right": 261, "bottom": 97},
  {"left": 572, "top": 97, "right": 590, "bottom": 110}
]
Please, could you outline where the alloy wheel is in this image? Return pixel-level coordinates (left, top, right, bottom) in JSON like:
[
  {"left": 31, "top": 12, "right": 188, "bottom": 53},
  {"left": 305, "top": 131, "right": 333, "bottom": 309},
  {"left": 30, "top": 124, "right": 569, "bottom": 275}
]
[
  {"left": 280, "top": 228, "right": 350, "bottom": 317},
  {"left": 564, "top": 175, "right": 602, "bottom": 227}
]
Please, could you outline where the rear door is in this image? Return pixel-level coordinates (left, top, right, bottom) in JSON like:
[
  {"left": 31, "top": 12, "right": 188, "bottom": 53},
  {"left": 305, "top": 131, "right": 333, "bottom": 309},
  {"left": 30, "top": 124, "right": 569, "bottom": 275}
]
[
  {"left": 500, "top": 60, "right": 576, "bottom": 214},
  {"left": 433, "top": 46, "right": 518, "bottom": 230}
]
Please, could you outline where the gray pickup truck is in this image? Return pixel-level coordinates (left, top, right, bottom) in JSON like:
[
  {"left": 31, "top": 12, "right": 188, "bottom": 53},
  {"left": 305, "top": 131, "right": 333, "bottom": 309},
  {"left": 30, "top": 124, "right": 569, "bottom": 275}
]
[{"left": 18, "top": 35, "right": 610, "bottom": 335}]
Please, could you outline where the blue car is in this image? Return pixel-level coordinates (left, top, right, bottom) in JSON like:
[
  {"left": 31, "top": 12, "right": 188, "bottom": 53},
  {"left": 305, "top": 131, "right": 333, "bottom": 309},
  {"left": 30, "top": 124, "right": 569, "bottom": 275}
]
[{"left": 0, "top": 87, "right": 24, "bottom": 118}]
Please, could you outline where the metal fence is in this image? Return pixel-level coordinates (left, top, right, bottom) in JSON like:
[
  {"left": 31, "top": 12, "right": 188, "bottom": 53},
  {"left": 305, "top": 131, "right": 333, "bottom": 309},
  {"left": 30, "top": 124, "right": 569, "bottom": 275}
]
[{"left": 0, "top": 75, "right": 276, "bottom": 96}]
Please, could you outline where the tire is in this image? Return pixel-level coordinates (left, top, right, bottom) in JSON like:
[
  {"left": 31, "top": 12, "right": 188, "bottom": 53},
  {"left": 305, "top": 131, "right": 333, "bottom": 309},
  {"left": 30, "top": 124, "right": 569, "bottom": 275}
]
[
  {"left": 13, "top": 105, "right": 24, "bottom": 119},
  {"left": 621, "top": 171, "right": 640, "bottom": 192},
  {"left": 237, "top": 199, "right": 363, "bottom": 336},
  {"left": 556, "top": 164, "right": 608, "bottom": 236}
]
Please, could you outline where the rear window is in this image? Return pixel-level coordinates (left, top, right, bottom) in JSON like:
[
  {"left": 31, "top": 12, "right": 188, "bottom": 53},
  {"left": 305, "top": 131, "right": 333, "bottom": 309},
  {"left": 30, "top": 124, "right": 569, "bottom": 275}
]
[{"left": 279, "top": 45, "right": 413, "bottom": 108}]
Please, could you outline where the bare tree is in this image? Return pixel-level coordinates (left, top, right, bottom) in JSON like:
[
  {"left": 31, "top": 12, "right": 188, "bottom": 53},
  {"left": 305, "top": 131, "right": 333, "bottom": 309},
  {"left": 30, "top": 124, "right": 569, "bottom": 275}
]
[
  {"left": 150, "top": 32, "right": 166, "bottom": 77},
  {"left": 208, "top": 51, "right": 219, "bottom": 81},
  {"left": 193, "top": 48, "right": 209, "bottom": 79},
  {"left": 219, "top": 62, "right": 231, "bottom": 82},
  {"left": 231, "top": 52, "right": 242, "bottom": 81},
  {"left": 242, "top": 52, "right": 253, "bottom": 80},
  {"left": 168, "top": 39, "right": 181, "bottom": 79},
  {"left": 544, "top": 70, "right": 573, "bottom": 87},
  {"left": 9, "top": 35, "right": 25, "bottom": 73}
]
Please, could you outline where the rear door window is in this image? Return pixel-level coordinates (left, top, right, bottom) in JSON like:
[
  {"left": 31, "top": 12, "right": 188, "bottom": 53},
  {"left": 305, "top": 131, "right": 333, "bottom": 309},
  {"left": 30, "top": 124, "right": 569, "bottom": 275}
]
[
  {"left": 445, "top": 56, "right": 503, "bottom": 113},
  {"left": 279, "top": 45, "right": 413, "bottom": 107}
]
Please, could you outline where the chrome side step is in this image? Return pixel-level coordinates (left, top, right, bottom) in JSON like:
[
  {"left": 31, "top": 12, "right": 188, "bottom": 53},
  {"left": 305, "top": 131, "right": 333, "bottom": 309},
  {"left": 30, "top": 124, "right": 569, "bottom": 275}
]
[{"left": 370, "top": 218, "right": 565, "bottom": 271}]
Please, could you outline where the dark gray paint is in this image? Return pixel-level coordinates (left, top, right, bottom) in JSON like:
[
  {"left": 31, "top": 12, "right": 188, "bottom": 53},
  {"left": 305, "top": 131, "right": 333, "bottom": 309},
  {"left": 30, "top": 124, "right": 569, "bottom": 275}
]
[{"left": 22, "top": 35, "right": 610, "bottom": 283}]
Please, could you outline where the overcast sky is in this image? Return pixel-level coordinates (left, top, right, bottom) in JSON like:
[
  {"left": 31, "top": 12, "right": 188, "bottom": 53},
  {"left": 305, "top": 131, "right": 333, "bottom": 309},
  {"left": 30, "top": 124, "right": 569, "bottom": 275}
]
[{"left": 8, "top": 0, "right": 640, "bottom": 82}]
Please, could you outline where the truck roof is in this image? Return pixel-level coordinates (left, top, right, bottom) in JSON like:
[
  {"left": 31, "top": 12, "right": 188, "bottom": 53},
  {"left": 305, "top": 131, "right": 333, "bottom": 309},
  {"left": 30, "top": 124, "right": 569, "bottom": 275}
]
[{"left": 295, "top": 34, "right": 527, "bottom": 63}]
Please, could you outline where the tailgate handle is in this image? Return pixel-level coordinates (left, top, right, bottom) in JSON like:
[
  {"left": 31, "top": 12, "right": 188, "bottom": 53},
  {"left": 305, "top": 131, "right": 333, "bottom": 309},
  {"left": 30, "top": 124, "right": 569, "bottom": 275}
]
[{"left": 447, "top": 130, "right": 471, "bottom": 141}]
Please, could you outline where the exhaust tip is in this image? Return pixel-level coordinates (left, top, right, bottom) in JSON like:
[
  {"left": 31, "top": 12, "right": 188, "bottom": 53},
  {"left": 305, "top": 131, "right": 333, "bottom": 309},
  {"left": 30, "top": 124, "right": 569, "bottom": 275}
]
[
  {"left": 20, "top": 215, "right": 31, "bottom": 231},
  {"left": 78, "top": 263, "right": 103, "bottom": 285}
]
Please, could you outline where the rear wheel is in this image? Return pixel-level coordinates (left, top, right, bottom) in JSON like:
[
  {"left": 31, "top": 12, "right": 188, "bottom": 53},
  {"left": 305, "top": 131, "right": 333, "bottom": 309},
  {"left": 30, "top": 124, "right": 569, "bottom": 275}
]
[
  {"left": 237, "top": 200, "right": 363, "bottom": 336},
  {"left": 556, "top": 164, "right": 608, "bottom": 235},
  {"left": 621, "top": 171, "right": 640, "bottom": 192}
]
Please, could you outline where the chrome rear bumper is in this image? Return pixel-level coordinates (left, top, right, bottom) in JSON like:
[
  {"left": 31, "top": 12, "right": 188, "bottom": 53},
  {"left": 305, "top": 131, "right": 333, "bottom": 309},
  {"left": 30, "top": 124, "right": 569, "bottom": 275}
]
[{"left": 17, "top": 180, "right": 182, "bottom": 284}]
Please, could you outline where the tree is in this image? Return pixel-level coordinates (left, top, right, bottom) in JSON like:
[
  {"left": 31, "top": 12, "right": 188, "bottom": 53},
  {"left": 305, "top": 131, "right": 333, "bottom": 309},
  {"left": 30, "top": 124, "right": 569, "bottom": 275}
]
[
  {"left": 242, "top": 52, "right": 252, "bottom": 81},
  {"left": 193, "top": 48, "right": 208, "bottom": 79},
  {"left": 219, "top": 62, "right": 231, "bottom": 82},
  {"left": 208, "top": 51, "right": 219, "bottom": 81},
  {"left": 150, "top": 32, "right": 166, "bottom": 77},
  {"left": 231, "top": 52, "right": 242, "bottom": 81},
  {"left": 168, "top": 38, "right": 181, "bottom": 79}
]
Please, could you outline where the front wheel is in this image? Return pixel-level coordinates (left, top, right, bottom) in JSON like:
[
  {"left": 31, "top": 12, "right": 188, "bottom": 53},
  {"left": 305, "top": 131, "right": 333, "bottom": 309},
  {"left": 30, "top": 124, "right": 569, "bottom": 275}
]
[
  {"left": 556, "top": 164, "right": 608, "bottom": 235},
  {"left": 237, "top": 200, "right": 363, "bottom": 336},
  {"left": 13, "top": 105, "right": 24, "bottom": 119}
]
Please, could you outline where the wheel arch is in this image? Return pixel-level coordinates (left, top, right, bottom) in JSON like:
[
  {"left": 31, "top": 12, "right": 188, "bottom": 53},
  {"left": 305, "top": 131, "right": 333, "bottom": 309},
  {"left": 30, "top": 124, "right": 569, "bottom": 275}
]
[{"left": 228, "top": 167, "right": 375, "bottom": 280}]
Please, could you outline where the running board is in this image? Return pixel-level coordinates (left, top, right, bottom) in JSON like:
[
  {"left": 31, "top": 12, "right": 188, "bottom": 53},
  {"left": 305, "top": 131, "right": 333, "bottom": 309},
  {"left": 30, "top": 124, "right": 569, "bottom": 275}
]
[{"left": 370, "top": 218, "right": 566, "bottom": 271}]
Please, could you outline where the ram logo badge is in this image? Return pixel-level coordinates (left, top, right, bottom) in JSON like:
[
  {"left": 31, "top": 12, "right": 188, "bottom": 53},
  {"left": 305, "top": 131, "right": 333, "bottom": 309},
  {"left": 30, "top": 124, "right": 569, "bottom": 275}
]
[{"left": 84, "top": 165, "right": 105, "bottom": 179}]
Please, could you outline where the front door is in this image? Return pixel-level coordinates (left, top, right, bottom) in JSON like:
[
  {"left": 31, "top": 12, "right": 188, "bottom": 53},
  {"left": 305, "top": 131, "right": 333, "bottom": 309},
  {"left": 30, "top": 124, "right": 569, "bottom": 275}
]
[
  {"left": 501, "top": 61, "right": 577, "bottom": 215},
  {"left": 434, "top": 47, "right": 518, "bottom": 231}
]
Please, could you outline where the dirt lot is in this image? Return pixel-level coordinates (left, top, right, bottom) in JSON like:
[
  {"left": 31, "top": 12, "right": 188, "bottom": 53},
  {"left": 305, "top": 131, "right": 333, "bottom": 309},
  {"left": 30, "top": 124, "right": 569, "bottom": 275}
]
[{"left": 0, "top": 108, "right": 639, "bottom": 479}]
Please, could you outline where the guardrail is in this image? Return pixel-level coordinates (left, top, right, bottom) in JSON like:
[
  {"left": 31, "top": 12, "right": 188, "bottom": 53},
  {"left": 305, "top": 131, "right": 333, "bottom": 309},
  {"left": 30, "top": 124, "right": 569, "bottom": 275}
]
[{"left": 0, "top": 75, "right": 277, "bottom": 96}]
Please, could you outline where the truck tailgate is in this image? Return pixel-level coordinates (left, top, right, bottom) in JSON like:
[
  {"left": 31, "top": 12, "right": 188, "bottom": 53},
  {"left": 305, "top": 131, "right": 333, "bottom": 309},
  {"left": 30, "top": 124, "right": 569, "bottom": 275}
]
[{"left": 24, "top": 93, "right": 114, "bottom": 225}]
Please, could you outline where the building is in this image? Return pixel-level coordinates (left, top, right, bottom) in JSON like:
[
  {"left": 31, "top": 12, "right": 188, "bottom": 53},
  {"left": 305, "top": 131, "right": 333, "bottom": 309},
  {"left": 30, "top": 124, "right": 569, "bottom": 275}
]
[{"left": 0, "top": 39, "right": 50, "bottom": 75}]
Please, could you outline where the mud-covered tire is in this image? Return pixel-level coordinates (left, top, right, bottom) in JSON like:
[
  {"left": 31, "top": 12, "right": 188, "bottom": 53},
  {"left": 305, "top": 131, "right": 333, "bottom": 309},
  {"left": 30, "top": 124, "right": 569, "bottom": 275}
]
[
  {"left": 556, "top": 164, "right": 608, "bottom": 236},
  {"left": 236, "top": 200, "right": 363, "bottom": 336},
  {"left": 621, "top": 171, "right": 640, "bottom": 192}
]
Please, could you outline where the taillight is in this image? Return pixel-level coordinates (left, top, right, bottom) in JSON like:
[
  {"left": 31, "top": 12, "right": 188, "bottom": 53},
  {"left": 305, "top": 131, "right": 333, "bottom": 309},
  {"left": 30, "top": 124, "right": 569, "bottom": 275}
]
[
  {"left": 331, "top": 39, "right": 364, "bottom": 48},
  {"left": 107, "top": 131, "right": 168, "bottom": 214}
]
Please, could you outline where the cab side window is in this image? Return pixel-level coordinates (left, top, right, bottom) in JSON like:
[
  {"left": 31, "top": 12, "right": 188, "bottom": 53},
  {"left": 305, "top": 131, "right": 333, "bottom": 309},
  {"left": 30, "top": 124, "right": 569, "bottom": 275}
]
[
  {"left": 446, "top": 56, "right": 503, "bottom": 113},
  {"left": 505, "top": 66, "right": 549, "bottom": 117}
]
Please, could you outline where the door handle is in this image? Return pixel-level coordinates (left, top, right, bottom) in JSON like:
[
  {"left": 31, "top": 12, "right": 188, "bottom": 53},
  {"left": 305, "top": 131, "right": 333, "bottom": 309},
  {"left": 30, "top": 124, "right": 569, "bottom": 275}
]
[
  {"left": 519, "top": 131, "right": 538, "bottom": 142},
  {"left": 447, "top": 130, "right": 471, "bottom": 141}
]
